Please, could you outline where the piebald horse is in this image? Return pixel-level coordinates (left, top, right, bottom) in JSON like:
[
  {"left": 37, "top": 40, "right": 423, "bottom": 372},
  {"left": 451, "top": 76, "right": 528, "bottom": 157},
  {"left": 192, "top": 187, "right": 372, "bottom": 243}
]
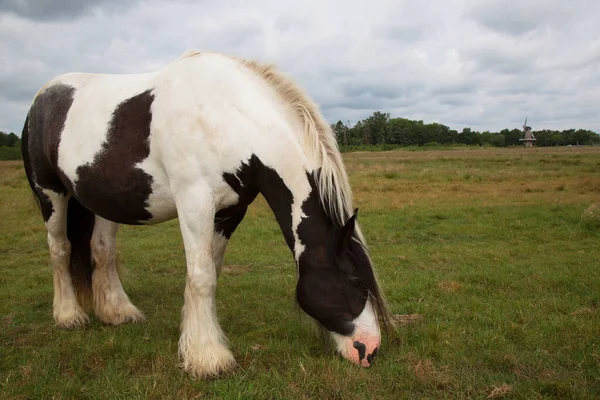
[{"left": 21, "top": 50, "right": 394, "bottom": 378}]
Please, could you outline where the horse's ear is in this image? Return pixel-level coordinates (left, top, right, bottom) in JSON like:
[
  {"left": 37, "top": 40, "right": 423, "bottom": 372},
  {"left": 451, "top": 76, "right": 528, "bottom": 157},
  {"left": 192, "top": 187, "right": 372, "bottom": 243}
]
[{"left": 336, "top": 209, "right": 358, "bottom": 254}]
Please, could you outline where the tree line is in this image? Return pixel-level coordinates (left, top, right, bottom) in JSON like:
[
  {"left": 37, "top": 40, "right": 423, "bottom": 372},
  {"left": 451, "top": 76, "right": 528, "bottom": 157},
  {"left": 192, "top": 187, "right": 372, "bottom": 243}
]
[
  {"left": 0, "top": 131, "right": 20, "bottom": 147},
  {"left": 330, "top": 112, "right": 600, "bottom": 148},
  {"left": 2, "top": 112, "right": 600, "bottom": 161}
]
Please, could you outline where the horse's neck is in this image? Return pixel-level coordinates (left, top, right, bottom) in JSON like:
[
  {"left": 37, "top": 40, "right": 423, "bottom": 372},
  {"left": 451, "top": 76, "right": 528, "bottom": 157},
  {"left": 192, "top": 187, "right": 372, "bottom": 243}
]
[{"left": 254, "top": 160, "right": 332, "bottom": 265}]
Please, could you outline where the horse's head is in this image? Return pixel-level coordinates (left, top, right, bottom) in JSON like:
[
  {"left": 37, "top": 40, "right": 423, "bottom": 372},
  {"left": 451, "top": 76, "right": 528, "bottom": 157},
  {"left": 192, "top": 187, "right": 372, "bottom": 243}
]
[{"left": 296, "top": 210, "right": 382, "bottom": 367}]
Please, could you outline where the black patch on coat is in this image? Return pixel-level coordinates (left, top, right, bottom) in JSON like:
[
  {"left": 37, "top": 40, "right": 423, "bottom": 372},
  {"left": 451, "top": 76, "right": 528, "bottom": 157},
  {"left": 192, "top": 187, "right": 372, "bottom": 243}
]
[
  {"left": 22, "top": 84, "right": 76, "bottom": 220},
  {"left": 73, "top": 90, "right": 155, "bottom": 224},
  {"left": 220, "top": 155, "right": 296, "bottom": 248},
  {"left": 216, "top": 160, "right": 259, "bottom": 238},
  {"left": 214, "top": 206, "right": 249, "bottom": 239}
]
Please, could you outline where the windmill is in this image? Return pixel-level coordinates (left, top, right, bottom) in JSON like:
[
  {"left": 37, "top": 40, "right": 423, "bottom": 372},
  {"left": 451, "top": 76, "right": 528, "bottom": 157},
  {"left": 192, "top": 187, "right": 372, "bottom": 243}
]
[{"left": 519, "top": 116, "right": 536, "bottom": 147}]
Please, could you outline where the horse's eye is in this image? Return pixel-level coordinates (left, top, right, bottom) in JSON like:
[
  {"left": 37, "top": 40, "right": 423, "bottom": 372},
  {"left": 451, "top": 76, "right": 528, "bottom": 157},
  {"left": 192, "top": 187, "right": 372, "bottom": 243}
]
[{"left": 349, "top": 277, "right": 361, "bottom": 287}]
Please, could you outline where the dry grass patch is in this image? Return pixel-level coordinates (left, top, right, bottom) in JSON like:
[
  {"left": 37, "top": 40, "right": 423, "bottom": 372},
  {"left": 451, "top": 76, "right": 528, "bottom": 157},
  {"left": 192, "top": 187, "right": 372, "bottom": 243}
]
[
  {"left": 412, "top": 358, "right": 454, "bottom": 388},
  {"left": 580, "top": 203, "right": 600, "bottom": 228},
  {"left": 575, "top": 178, "right": 600, "bottom": 194},
  {"left": 221, "top": 264, "right": 252, "bottom": 276},
  {"left": 438, "top": 281, "right": 462, "bottom": 293},
  {"left": 393, "top": 314, "right": 424, "bottom": 325},
  {"left": 487, "top": 383, "right": 513, "bottom": 398}
]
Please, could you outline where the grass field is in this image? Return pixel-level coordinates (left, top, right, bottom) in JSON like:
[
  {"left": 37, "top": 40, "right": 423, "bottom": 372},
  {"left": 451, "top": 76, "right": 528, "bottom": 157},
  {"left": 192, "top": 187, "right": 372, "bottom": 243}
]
[{"left": 1, "top": 147, "right": 599, "bottom": 399}]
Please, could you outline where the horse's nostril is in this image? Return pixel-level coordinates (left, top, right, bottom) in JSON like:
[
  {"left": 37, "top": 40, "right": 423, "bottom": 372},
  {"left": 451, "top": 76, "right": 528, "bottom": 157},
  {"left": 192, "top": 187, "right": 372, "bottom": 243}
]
[
  {"left": 353, "top": 341, "right": 366, "bottom": 361},
  {"left": 366, "top": 347, "right": 379, "bottom": 364}
]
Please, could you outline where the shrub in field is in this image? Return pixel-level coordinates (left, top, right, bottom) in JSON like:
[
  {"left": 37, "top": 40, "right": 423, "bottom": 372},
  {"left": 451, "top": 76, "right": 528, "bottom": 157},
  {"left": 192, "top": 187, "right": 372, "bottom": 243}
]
[
  {"left": 580, "top": 203, "right": 600, "bottom": 229},
  {"left": 0, "top": 146, "right": 22, "bottom": 160}
]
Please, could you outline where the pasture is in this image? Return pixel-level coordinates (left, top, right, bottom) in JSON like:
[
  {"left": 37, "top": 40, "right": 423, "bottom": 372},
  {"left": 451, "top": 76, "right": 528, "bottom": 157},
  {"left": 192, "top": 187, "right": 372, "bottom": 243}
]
[{"left": 1, "top": 146, "right": 599, "bottom": 399}]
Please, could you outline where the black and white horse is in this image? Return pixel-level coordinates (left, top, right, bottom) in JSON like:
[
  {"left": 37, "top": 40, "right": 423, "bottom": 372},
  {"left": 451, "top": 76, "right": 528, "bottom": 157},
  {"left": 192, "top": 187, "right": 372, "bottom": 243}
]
[{"left": 21, "top": 50, "right": 394, "bottom": 378}]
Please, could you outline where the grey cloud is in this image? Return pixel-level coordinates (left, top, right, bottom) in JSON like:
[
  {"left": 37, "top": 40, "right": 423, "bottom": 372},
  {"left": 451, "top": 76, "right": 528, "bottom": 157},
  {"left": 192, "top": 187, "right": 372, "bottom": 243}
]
[
  {"left": 0, "top": 0, "right": 137, "bottom": 21},
  {"left": 467, "top": 3, "right": 534, "bottom": 37},
  {"left": 431, "top": 81, "right": 478, "bottom": 96},
  {"left": 273, "top": 15, "right": 309, "bottom": 33},
  {"left": 340, "top": 81, "right": 426, "bottom": 101},
  {"left": 220, "top": 19, "right": 264, "bottom": 47},
  {"left": 487, "top": 76, "right": 566, "bottom": 97},
  {"left": 325, "top": 97, "right": 388, "bottom": 111},
  {"left": 0, "top": 75, "right": 40, "bottom": 102},
  {"left": 466, "top": 0, "right": 594, "bottom": 37},
  {"left": 438, "top": 95, "right": 473, "bottom": 107},
  {"left": 380, "top": 24, "right": 426, "bottom": 42},
  {"left": 471, "top": 49, "right": 531, "bottom": 74}
]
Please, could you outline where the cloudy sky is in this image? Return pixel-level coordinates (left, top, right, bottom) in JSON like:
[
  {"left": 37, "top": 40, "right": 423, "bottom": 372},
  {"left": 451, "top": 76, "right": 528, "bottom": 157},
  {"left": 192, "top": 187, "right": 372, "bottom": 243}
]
[{"left": 1, "top": 0, "right": 599, "bottom": 135}]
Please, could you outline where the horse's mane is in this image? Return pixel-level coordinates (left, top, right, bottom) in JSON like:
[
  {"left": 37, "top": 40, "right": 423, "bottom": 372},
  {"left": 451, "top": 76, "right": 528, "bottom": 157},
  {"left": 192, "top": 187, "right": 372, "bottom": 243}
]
[
  {"left": 179, "top": 50, "right": 395, "bottom": 333},
  {"left": 240, "top": 59, "right": 351, "bottom": 224}
]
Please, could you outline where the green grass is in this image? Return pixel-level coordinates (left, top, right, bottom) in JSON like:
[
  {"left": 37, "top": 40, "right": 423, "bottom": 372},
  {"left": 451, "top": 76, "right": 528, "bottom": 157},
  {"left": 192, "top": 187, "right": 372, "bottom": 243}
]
[{"left": 1, "top": 147, "right": 599, "bottom": 399}]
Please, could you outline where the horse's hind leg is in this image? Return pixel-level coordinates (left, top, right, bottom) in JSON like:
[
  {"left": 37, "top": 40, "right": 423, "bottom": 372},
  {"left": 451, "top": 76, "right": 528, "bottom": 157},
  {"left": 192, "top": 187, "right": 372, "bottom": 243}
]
[
  {"left": 43, "top": 191, "right": 90, "bottom": 328},
  {"left": 91, "top": 216, "right": 145, "bottom": 325}
]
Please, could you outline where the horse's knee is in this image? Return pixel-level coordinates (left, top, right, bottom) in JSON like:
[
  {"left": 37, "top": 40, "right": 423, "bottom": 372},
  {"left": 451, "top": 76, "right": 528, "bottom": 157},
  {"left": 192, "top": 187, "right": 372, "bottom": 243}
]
[
  {"left": 47, "top": 233, "right": 70, "bottom": 262},
  {"left": 187, "top": 276, "right": 216, "bottom": 298}
]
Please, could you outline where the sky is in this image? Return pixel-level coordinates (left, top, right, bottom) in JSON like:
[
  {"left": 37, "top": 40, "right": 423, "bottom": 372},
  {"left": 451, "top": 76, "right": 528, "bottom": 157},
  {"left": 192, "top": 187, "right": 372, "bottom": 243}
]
[{"left": 1, "top": 0, "right": 599, "bottom": 135}]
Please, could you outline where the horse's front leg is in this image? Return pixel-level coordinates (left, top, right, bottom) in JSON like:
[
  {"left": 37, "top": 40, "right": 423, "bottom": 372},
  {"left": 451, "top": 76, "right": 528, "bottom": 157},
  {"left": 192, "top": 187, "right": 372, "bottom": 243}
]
[{"left": 175, "top": 185, "right": 236, "bottom": 378}]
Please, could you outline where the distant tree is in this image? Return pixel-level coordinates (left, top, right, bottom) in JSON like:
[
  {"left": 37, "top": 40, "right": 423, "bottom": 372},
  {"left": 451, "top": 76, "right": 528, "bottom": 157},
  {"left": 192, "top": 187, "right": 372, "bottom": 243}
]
[
  {"left": 573, "top": 129, "right": 595, "bottom": 145},
  {"left": 491, "top": 133, "right": 506, "bottom": 147},
  {"left": 364, "top": 111, "right": 390, "bottom": 144},
  {"left": 550, "top": 133, "right": 564, "bottom": 146},
  {"left": 387, "top": 118, "right": 409, "bottom": 145},
  {"left": 435, "top": 124, "right": 452, "bottom": 144},
  {"left": 459, "top": 127, "right": 481, "bottom": 145},
  {"left": 347, "top": 121, "right": 365, "bottom": 145},
  {"left": 447, "top": 129, "right": 459, "bottom": 144},
  {"left": 6, "top": 132, "right": 18, "bottom": 147},
  {"left": 505, "top": 129, "right": 523, "bottom": 146},
  {"left": 533, "top": 130, "right": 548, "bottom": 147},
  {"left": 480, "top": 131, "right": 494, "bottom": 145},
  {"left": 331, "top": 120, "right": 348, "bottom": 146}
]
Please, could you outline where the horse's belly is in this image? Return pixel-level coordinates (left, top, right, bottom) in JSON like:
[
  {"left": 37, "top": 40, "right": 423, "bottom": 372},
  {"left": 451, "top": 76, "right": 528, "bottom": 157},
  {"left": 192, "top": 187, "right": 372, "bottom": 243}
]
[
  {"left": 144, "top": 183, "right": 178, "bottom": 224},
  {"left": 71, "top": 165, "right": 175, "bottom": 225}
]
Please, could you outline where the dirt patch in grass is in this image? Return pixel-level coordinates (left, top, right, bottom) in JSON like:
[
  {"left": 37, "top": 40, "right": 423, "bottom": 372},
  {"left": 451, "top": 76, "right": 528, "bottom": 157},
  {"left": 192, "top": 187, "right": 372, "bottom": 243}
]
[
  {"left": 576, "top": 178, "right": 600, "bottom": 194},
  {"left": 393, "top": 314, "right": 424, "bottom": 325},
  {"left": 221, "top": 264, "right": 252, "bottom": 276},
  {"left": 412, "top": 358, "right": 454, "bottom": 389},
  {"left": 487, "top": 383, "right": 513, "bottom": 398},
  {"left": 438, "top": 281, "right": 462, "bottom": 293}
]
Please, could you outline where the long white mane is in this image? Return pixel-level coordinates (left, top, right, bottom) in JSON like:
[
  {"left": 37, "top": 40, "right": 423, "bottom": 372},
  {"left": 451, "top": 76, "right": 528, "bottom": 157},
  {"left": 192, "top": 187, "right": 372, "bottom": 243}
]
[{"left": 242, "top": 58, "right": 354, "bottom": 229}]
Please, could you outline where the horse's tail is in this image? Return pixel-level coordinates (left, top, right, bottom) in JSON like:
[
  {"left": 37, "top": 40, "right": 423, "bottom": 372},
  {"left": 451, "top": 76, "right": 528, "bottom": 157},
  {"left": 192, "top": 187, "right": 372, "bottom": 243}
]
[
  {"left": 21, "top": 114, "right": 40, "bottom": 209},
  {"left": 66, "top": 197, "right": 96, "bottom": 311}
]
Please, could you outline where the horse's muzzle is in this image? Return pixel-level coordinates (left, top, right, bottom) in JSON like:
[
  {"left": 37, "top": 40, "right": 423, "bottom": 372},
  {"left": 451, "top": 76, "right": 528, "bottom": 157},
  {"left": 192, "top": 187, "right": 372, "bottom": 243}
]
[{"left": 342, "top": 335, "right": 380, "bottom": 367}]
